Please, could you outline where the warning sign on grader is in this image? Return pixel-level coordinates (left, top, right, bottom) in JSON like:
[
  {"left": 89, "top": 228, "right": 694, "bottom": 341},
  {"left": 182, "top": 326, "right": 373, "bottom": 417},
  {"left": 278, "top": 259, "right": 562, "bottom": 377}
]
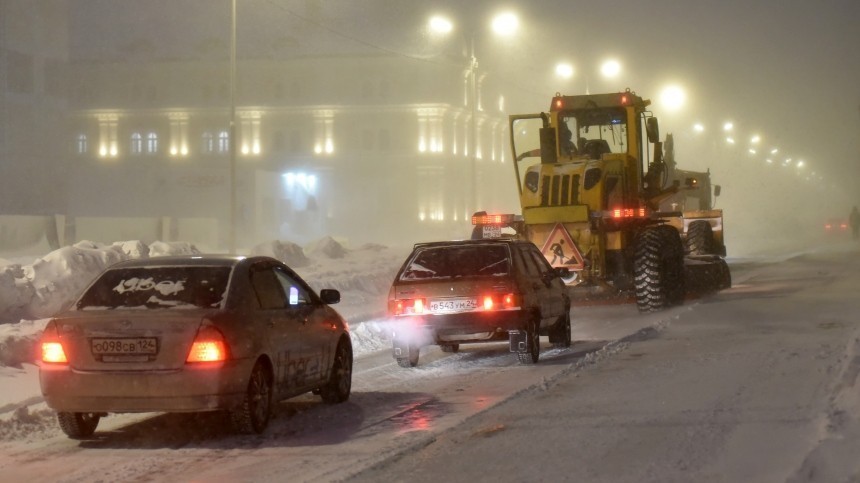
[{"left": 539, "top": 223, "right": 584, "bottom": 270}]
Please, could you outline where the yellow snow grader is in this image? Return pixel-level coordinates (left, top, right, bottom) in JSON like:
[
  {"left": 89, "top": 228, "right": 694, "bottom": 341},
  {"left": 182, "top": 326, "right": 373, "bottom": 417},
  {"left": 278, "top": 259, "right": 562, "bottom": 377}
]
[{"left": 474, "top": 89, "right": 730, "bottom": 311}]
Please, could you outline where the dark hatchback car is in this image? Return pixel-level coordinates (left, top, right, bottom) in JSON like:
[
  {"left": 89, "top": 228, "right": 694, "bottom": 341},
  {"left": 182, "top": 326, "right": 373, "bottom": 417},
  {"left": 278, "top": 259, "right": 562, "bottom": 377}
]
[
  {"left": 387, "top": 239, "right": 570, "bottom": 367},
  {"left": 38, "top": 255, "right": 352, "bottom": 438}
]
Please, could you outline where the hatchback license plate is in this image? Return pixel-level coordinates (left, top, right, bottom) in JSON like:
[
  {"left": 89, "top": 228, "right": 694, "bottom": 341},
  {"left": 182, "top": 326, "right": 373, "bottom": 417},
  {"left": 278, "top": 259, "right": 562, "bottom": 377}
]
[
  {"left": 91, "top": 337, "right": 158, "bottom": 355},
  {"left": 430, "top": 298, "right": 477, "bottom": 312}
]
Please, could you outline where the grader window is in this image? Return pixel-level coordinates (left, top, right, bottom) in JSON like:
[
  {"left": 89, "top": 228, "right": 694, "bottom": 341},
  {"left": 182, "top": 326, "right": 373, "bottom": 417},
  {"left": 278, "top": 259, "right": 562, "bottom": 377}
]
[{"left": 562, "top": 107, "right": 627, "bottom": 157}]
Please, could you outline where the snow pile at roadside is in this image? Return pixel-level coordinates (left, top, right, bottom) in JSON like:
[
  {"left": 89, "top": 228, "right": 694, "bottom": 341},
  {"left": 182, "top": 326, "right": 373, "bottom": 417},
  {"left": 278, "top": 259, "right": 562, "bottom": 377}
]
[{"left": 0, "top": 238, "right": 407, "bottom": 367}]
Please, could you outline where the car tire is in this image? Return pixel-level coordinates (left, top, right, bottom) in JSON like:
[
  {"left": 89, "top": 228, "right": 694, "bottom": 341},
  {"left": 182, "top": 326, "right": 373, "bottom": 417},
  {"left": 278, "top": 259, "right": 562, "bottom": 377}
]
[
  {"left": 634, "top": 225, "right": 685, "bottom": 312},
  {"left": 396, "top": 343, "right": 420, "bottom": 368},
  {"left": 57, "top": 411, "right": 100, "bottom": 439},
  {"left": 439, "top": 343, "right": 459, "bottom": 353},
  {"left": 517, "top": 316, "right": 540, "bottom": 364},
  {"left": 229, "top": 361, "right": 272, "bottom": 434},
  {"left": 550, "top": 307, "right": 572, "bottom": 349},
  {"left": 320, "top": 339, "right": 353, "bottom": 404}
]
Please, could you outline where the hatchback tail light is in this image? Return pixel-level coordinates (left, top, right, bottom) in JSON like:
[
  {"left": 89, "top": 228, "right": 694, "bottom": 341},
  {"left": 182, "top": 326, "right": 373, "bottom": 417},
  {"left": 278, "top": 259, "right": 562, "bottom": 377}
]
[
  {"left": 40, "top": 321, "right": 68, "bottom": 364},
  {"left": 186, "top": 324, "right": 228, "bottom": 363},
  {"left": 391, "top": 298, "right": 426, "bottom": 316},
  {"left": 480, "top": 293, "right": 519, "bottom": 311}
]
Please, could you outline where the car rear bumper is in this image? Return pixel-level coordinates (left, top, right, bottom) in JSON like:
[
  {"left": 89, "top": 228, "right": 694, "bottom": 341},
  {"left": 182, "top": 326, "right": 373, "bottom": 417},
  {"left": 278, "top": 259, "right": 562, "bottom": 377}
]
[
  {"left": 392, "top": 309, "right": 525, "bottom": 343},
  {"left": 39, "top": 358, "right": 254, "bottom": 413}
]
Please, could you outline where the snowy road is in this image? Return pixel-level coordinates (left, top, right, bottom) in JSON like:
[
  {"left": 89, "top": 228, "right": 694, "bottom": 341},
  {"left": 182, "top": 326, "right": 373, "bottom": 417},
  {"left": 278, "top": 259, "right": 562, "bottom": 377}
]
[{"left": 2, "top": 245, "right": 859, "bottom": 482}]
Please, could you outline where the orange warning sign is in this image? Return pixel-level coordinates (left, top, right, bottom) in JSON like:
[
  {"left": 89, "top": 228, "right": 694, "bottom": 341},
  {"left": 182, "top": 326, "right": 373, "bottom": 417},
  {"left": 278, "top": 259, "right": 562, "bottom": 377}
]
[{"left": 539, "top": 223, "right": 584, "bottom": 270}]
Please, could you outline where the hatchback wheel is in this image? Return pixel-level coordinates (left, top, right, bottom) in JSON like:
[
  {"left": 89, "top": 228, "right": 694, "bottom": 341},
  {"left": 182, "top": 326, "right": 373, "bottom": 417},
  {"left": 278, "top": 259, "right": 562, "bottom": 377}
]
[
  {"left": 395, "top": 340, "right": 420, "bottom": 368},
  {"left": 439, "top": 343, "right": 459, "bottom": 353},
  {"left": 230, "top": 362, "right": 272, "bottom": 434},
  {"left": 57, "top": 412, "right": 101, "bottom": 439},
  {"left": 320, "top": 340, "right": 353, "bottom": 403}
]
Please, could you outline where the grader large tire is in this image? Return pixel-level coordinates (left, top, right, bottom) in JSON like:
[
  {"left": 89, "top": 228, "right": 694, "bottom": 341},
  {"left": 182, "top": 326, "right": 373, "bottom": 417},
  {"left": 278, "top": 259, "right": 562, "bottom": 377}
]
[
  {"left": 685, "top": 220, "right": 715, "bottom": 256},
  {"left": 633, "top": 225, "right": 686, "bottom": 312}
]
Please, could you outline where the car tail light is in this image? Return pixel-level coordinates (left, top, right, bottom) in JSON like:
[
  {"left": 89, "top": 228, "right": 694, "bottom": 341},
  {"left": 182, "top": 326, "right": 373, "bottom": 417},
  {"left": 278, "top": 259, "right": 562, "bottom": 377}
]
[
  {"left": 480, "top": 293, "right": 519, "bottom": 311},
  {"left": 40, "top": 321, "right": 68, "bottom": 364},
  {"left": 392, "top": 298, "right": 426, "bottom": 316},
  {"left": 483, "top": 295, "right": 494, "bottom": 310},
  {"left": 186, "top": 324, "right": 228, "bottom": 363}
]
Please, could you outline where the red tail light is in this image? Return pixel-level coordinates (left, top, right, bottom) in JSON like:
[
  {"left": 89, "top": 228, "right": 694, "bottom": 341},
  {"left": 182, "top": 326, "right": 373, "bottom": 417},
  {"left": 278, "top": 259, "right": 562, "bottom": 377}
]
[
  {"left": 610, "top": 207, "right": 646, "bottom": 219},
  {"left": 392, "top": 298, "right": 426, "bottom": 316},
  {"left": 186, "top": 325, "right": 228, "bottom": 363},
  {"left": 480, "top": 293, "right": 519, "bottom": 311},
  {"left": 40, "top": 321, "right": 68, "bottom": 364},
  {"left": 41, "top": 342, "right": 68, "bottom": 364},
  {"left": 483, "top": 296, "right": 494, "bottom": 310}
]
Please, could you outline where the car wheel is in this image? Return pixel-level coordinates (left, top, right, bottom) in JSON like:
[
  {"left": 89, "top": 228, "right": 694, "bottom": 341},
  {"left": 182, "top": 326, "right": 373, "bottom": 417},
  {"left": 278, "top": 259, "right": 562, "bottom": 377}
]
[
  {"left": 439, "top": 343, "right": 459, "bottom": 353},
  {"left": 550, "top": 308, "right": 572, "bottom": 349},
  {"left": 396, "top": 343, "right": 420, "bottom": 368},
  {"left": 320, "top": 339, "right": 353, "bottom": 404},
  {"left": 229, "top": 361, "right": 272, "bottom": 434},
  {"left": 57, "top": 411, "right": 100, "bottom": 439},
  {"left": 517, "top": 316, "right": 540, "bottom": 364}
]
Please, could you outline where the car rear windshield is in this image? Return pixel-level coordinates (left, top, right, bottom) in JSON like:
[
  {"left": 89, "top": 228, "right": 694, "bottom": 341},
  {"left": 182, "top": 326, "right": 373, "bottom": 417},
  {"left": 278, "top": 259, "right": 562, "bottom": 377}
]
[
  {"left": 76, "top": 266, "right": 231, "bottom": 310},
  {"left": 399, "top": 245, "right": 511, "bottom": 281}
]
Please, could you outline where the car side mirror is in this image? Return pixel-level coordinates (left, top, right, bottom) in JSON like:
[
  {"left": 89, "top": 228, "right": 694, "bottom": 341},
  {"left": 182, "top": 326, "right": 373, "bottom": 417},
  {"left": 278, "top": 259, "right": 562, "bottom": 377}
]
[
  {"left": 646, "top": 117, "right": 660, "bottom": 144},
  {"left": 554, "top": 267, "right": 570, "bottom": 279},
  {"left": 320, "top": 289, "right": 340, "bottom": 305},
  {"left": 713, "top": 185, "right": 721, "bottom": 197}
]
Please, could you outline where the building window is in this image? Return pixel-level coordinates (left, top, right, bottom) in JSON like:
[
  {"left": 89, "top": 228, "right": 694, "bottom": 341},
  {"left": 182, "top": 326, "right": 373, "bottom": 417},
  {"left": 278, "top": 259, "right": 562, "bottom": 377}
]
[
  {"left": 76, "top": 134, "right": 88, "bottom": 154},
  {"left": 131, "top": 132, "right": 143, "bottom": 155},
  {"left": 202, "top": 132, "right": 214, "bottom": 154},
  {"left": 146, "top": 132, "right": 158, "bottom": 154},
  {"left": 218, "top": 131, "right": 229, "bottom": 153}
]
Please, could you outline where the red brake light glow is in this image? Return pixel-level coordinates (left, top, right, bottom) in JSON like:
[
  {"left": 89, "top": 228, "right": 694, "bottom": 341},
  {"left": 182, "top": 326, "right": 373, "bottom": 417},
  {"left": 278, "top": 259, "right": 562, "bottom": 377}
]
[
  {"left": 472, "top": 213, "right": 515, "bottom": 225},
  {"left": 186, "top": 325, "right": 228, "bottom": 363},
  {"left": 392, "top": 298, "right": 426, "bottom": 316},
  {"left": 621, "top": 94, "right": 628, "bottom": 105},
  {"left": 611, "top": 207, "right": 646, "bottom": 219},
  {"left": 41, "top": 342, "right": 68, "bottom": 364},
  {"left": 483, "top": 296, "right": 494, "bottom": 311}
]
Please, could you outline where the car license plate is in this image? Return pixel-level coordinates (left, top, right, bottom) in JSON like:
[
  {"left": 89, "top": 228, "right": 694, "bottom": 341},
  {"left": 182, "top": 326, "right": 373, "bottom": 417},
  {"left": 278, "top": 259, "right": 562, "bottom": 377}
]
[
  {"left": 91, "top": 337, "right": 158, "bottom": 355},
  {"left": 483, "top": 225, "right": 502, "bottom": 238},
  {"left": 430, "top": 298, "right": 477, "bottom": 313}
]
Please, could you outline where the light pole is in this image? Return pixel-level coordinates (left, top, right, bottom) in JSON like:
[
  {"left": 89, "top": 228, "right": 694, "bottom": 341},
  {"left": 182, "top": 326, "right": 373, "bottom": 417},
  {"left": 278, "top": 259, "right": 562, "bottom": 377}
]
[{"left": 228, "top": 0, "right": 237, "bottom": 254}]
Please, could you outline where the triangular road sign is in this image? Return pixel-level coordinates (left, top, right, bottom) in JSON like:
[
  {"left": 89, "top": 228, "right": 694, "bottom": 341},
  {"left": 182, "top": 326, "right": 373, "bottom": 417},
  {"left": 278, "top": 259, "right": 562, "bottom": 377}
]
[{"left": 539, "top": 223, "right": 584, "bottom": 270}]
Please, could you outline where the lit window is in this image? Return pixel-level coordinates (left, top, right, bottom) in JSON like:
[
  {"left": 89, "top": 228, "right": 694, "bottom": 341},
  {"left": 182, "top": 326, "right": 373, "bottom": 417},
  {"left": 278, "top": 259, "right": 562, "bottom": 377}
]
[
  {"left": 202, "top": 132, "right": 214, "bottom": 154},
  {"left": 76, "top": 134, "right": 88, "bottom": 154},
  {"left": 130, "top": 132, "right": 143, "bottom": 155},
  {"left": 218, "top": 131, "right": 229, "bottom": 153},
  {"left": 146, "top": 132, "right": 158, "bottom": 154}
]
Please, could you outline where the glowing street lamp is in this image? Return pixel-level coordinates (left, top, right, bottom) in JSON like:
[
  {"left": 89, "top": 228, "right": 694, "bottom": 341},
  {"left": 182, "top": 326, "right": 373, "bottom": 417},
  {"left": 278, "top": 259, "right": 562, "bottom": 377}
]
[
  {"left": 600, "top": 59, "right": 621, "bottom": 78},
  {"left": 693, "top": 123, "right": 705, "bottom": 133},
  {"left": 555, "top": 62, "right": 574, "bottom": 80},
  {"left": 723, "top": 122, "right": 733, "bottom": 132},
  {"left": 659, "top": 85, "right": 686, "bottom": 112}
]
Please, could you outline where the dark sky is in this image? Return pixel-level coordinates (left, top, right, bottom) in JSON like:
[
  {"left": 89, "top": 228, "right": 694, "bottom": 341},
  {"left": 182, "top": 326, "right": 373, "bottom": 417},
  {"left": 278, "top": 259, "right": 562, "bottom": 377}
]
[{"left": 71, "top": 0, "right": 860, "bottom": 197}]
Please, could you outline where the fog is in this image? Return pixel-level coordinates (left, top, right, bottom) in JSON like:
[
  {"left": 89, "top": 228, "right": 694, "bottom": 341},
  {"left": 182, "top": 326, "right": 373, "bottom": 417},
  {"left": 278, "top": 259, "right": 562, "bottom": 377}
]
[{"left": 1, "top": 0, "right": 858, "bottom": 257}]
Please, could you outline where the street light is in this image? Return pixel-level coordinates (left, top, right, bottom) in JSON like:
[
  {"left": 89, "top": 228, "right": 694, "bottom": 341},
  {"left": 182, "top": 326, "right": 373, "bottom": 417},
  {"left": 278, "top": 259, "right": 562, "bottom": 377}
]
[
  {"left": 228, "top": 0, "right": 237, "bottom": 253},
  {"left": 555, "top": 62, "right": 574, "bottom": 80},
  {"left": 428, "top": 11, "right": 519, "bottom": 216},
  {"left": 659, "top": 85, "right": 686, "bottom": 112}
]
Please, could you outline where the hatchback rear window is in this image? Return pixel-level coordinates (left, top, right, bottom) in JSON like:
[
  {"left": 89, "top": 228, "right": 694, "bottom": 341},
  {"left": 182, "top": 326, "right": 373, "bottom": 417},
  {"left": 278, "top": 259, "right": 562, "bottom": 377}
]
[
  {"left": 400, "top": 245, "right": 511, "bottom": 281},
  {"left": 76, "top": 266, "right": 231, "bottom": 310}
]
